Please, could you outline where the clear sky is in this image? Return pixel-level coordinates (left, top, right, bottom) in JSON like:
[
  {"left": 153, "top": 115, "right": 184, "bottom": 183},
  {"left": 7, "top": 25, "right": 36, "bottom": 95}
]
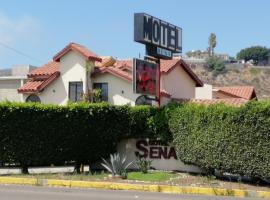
[{"left": 0, "top": 0, "right": 269, "bottom": 68}]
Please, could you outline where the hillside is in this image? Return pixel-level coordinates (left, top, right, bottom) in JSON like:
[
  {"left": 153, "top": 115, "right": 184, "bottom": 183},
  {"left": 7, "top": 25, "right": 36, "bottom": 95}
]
[{"left": 193, "top": 66, "right": 270, "bottom": 100}]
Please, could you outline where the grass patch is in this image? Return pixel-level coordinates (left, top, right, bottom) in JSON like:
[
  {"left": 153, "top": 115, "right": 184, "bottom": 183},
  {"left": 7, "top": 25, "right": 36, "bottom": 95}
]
[
  {"left": 127, "top": 171, "right": 174, "bottom": 182},
  {"left": 10, "top": 171, "right": 176, "bottom": 182}
]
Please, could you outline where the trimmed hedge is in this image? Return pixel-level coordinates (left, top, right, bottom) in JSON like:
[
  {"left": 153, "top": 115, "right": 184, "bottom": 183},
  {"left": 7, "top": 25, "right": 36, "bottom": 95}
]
[
  {"left": 127, "top": 105, "right": 172, "bottom": 141},
  {"left": 0, "top": 102, "right": 129, "bottom": 172},
  {"left": 169, "top": 101, "right": 270, "bottom": 179},
  {"left": 2, "top": 100, "right": 269, "bottom": 179},
  {"left": 0, "top": 102, "right": 169, "bottom": 172}
]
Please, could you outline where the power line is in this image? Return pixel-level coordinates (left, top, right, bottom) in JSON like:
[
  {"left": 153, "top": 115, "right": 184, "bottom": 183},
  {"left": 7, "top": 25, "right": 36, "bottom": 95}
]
[{"left": 0, "top": 41, "right": 43, "bottom": 63}]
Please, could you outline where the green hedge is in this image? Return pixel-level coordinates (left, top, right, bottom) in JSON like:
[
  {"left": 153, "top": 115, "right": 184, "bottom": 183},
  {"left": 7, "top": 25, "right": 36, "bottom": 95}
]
[
  {"left": 2, "top": 100, "right": 269, "bottom": 178},
  {"left": 0, "top": 102, "right": 169, "bottom": 172},
  {"left": 127, "top": 105, "right": 172, "bottom": 141},
  {"left": 0, "top": 102, "right": 129, "bottom": 171},
  {"left": 169, "top": 101, "right": 270, "bottom": 179}
]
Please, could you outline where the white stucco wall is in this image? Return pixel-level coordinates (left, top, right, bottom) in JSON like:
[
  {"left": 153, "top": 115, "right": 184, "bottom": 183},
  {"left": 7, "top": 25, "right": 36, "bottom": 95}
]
[
  {"left": 195, "top": 84, "right": 213, "bottom": 99},
  {"left": 118, "top": 139, "right": 202, "bottom": 172},
  {"left": 24, "top": 51, "right": 90, "bottom": 105},
  {"left": 93, "top": 74, "right": 140, "bottom": 106},
  {"left": 0, "top": 79, "right": 25, "bottom": 102},
  {"left": 0, "top": 89, "right": 22, "bottom": 102},
  {"left": 161, "top": 66, "right": 196, "bottom": 99}
]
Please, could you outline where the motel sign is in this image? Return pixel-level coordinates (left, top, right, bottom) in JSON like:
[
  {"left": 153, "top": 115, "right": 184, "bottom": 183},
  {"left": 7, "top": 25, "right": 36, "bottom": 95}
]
[{"left": 134, "top": 13, "right": 182, "bottom": 59}]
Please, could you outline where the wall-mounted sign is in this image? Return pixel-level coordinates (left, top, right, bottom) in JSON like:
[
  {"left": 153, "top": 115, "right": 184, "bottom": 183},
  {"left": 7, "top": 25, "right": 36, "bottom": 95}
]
[
  {"left": 133, "top": 58, "right": 159, "bottom": 96},
  {"left": 134, "top": 13, "right": 182, "bottom": 56},
  {"left": 135, "top": 139, "right": 177, "bottom": 160},
  {"left": 117, "top": 139, "right": 203, "bottom": 172}
]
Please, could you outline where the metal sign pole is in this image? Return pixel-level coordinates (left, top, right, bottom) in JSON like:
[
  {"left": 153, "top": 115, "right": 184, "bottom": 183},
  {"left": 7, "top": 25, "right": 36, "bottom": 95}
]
[{"left": 157, "top": 58, "right": 161, "bottom": 107}]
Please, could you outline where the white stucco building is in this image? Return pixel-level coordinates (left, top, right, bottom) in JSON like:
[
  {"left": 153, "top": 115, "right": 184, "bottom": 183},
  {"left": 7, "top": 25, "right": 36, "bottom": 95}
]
[
  {"left": 17, "top": 42, "right": 208, "bottom": 106},
  {"left": 0, "top": 65, "right": 36, "bottom": 102}
]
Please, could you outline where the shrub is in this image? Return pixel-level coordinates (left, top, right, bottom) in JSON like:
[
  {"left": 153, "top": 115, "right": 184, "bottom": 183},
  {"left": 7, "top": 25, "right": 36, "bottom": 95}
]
[
  {"left": 169, "top": 101, "right": 270, "bottom": 179},
  {"left": 0, "top": 102, "right": 168, "bottom": 173},
  {"left": 0, "top": 102, "right": 130, "bottom": 173},
  {"left": 126, "top": 105, "right": 172, "bottom": 141},
  {"left": 205, "top": 56, "right": 226, "bottom": 73},
  {"left": 127, "top": 105, "right": 156, "bottom": 138},
  {"left": 101, "top": 153, "right": 133, "bottom": 178},
  {"left": 136, "top": 157, "right": 152, "bottom": 174}
]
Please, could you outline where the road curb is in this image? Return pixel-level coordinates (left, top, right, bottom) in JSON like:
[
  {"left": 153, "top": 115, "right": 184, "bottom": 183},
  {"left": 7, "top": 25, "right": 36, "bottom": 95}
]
[{"left": 0, "top": 177, "right": 269, "bottom": 198}]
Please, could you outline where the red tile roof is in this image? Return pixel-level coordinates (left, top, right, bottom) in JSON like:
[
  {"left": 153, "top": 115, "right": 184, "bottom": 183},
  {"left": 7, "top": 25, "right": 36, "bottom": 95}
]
[
  {"left": 159, "top": 59, "right": 179, "bottom": 73},
  {"left": 19, "top": 42, "right": 102, "bottom": 94},
  {"left": 93, "top": 66, "right": 132, "bottom": 82},
  {"left": 28, "top": 61, "right": 59, "bottom": 78},
  {"left": 93, "top": 58, "right": 203, "bottom": 87},
  {"left": 160, "top": 59, "right": 203, "bottom": 87},
  {"left": 173, "top": 98, "right": 248, "bottom": 107},
  {"left": 160, "top": 90, "right": 171, "bottom": 98},
  {"left": 114, "top": 59, "right": 133, "bottom": 69},
  {"left": 215, "top": 86, "right": 256, "bottom": 100},
  {"left": 18, "top": 71, "right": 60, "bottom": 93},
  {"left": 53, "top": 42, "right": 102, "bottom": 62},
  {"left": 18, "top": 81, "right": 44, "bottom": 93}
]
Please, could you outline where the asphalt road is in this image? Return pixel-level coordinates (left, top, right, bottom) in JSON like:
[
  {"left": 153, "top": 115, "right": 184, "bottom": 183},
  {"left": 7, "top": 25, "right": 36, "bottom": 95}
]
[{"left": 0, "top": 185, "right": 262, "bottom": 200}]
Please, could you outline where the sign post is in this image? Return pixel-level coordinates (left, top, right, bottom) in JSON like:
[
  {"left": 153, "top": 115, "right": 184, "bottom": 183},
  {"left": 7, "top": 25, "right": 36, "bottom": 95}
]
[{"left": 134, "top": 13, "right": 182, "bottom": 106}]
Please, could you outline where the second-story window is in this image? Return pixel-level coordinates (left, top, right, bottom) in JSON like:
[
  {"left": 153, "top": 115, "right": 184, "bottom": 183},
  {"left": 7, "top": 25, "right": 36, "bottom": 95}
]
[{"left": 69, "top": 82, "right": 83, "bottom": 102}]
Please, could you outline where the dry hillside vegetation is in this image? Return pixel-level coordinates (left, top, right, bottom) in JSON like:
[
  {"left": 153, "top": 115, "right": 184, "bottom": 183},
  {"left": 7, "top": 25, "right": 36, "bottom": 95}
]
[{"left": 193, "top": 67, "right": 270, "bottom": 99}]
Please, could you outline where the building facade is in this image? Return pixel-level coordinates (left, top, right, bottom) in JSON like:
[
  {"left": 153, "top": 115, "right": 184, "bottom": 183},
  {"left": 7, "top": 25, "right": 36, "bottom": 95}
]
[
  {"left": 8, "top": 42, "right": 255, "bottom": 107},
  {"left": 17, "top": 42, "right": 207, "bottom": 106},
  {"left": 0, "top": 65, "right": 36, "bottom": 102}
]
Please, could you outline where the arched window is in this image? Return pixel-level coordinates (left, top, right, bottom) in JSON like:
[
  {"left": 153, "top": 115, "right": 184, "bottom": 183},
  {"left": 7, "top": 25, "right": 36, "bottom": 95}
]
[{"left": 26, "top": 95, "right": 41, "bottom": 103}]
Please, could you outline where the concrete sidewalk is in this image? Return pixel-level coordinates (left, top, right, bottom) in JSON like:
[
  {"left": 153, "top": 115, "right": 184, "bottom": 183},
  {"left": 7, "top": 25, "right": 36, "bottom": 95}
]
[{"left": 0, "top": 166, "right": 89, "bottom": 175}]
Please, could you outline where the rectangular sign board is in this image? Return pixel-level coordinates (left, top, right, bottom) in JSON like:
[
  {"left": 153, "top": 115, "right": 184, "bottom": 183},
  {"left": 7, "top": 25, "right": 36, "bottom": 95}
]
[
  {"left": 133, "top": 58, "right": 159, "bottom": 96},
  {"left": 134, "top": 13, "right": 182, "bottom": 53},
  {"left": 146, "top": 45, "right": 173, "bottom": 59}
]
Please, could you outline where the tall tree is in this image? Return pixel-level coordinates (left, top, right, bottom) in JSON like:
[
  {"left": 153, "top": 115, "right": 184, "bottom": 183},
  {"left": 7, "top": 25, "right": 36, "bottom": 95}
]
[
  {"left": 208, "top": 33, "right": 217, "bottom": 56},
  {"left": 236, "top": 46, "right": 269, "bottom": 65}
]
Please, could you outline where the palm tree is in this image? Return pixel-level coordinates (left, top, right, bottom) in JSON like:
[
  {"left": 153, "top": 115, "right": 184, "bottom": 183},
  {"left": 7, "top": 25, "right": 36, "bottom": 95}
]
[{"left": 208, "top": 33, "right": 217, "bottom": 56}]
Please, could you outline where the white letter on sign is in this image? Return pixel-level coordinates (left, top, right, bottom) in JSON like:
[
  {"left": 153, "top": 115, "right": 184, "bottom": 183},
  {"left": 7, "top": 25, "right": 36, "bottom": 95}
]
[{"left": 143, "top": 14, "right": 152, "bottom": 43}]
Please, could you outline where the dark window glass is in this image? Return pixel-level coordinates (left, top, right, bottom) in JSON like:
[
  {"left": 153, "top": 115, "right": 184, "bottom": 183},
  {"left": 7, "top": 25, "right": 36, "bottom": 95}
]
[
  {"left": 93, "top": 83, "right": 108, "bottom": 102},
  {"left": 26, "top": 95, "right": 41, "bottom": 103},
  {"left": 69, "top": 82, "right": 83, "bottom": 102}
]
